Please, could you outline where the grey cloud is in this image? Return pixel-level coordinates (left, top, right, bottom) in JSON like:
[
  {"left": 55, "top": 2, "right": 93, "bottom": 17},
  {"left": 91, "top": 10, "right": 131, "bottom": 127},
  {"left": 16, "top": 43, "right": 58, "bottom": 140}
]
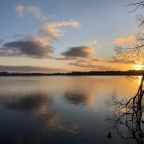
[
  {"left": 69, "top": 61, "right": 116, "bottom": 71},
  {"left": 15, "top": 5, "right": 53, "bottom": 20},
  {"left": 0, "top": 39, "right": 53, "bottom": 58},
  {"left": 106, "top": 56, "right": 136, "bottom": 64},
  {"left": 61, "top": 46, "right": 95, "bottom": 58},
  {"left": 55, "top": 57, "right": 77, "bottom": 61},
  {"left": 12, "top": 34, "right": 24, "bottom": 38},
  {"left": 0, "top": 39, "right": 3, "bottom": 44},
  {"left": 0, "top": 65, "right": 65, "bottom": 72}
]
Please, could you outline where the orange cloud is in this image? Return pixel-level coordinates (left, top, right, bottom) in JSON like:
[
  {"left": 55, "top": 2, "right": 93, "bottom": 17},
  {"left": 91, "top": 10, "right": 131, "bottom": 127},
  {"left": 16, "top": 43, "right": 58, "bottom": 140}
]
[
  {"left": 114, "top": 35, "right": 136, "bottom": 44},
  {"left": 40, "top": 19, "right": 80, "bottom": 41}
]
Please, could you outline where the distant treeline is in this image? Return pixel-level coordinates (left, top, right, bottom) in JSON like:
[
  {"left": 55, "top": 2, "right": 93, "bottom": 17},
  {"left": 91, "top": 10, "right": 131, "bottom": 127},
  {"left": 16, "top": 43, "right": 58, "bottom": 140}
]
[{"left": 0, "top": 70, "right": 144, "bottom": 76}]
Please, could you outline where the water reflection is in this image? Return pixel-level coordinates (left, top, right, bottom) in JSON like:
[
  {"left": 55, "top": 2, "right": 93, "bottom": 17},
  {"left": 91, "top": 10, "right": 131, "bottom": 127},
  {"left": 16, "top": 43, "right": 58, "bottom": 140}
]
[
  {"left": 64, "top": 91, "right": 88, "bottom": 106},
  {"left": 0, "top": 76, "right": 141, "bottom": 144},
  {"left": 38, "top": 113, "right": 59, "bottom": 129},
  {"left": 0, "top": 91, "right": 79, "bottom": 136},
  {"left": 108, "top": 76, "right": 144, "bottom": 144},
  {"left": 2, "top": 93, "right": 52, "bottom": 115}
]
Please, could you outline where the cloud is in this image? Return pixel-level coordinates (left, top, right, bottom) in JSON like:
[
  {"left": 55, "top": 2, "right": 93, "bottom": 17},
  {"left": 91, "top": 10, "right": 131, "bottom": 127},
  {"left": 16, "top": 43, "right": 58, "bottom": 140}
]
[
  {"left": 15, "top": 5, "right": 53, "bottom": 20},
  {"left": 0, "top": 92, "right": 78, "bottom": 133},
  {"left": 15, "top": 5, "right": 25, "bottom": 18},
  {"left": 70, "top": 61, "right": 116, "bottom": 70},
  {"left": 106, "top": 55, "right": 136, "bottom": 64},
  {"left": 86, "top": 39, "right": 99, "bottom": 47},
  {"left": 0, "top": 65, "right": 66, "bottom": 72},
  {"left": 0, "top": 19, "right": 80, "bottom": 59},
  {"left": 40, "top": 19, "right": 80, "bottom": 41},
  {"left": 67, "top": 54, "right": 135, "bottom": 71},
  {"left": 28, "top": 6, "right": 53, "bottom": 20},
  {"left": 0, "top": 39, "right": 3, "bottom": 44},
  {"left": 114, "top": 35, "right": 136, "bottom": 44},
  {"left": 69, "top": 58, "right": 113, "bottom": 70},
  {"left": 0, "top": 37, "right": 53, "bottom": 58},
  {"left": 61, "top": 46, "right": 95, "bottom": 58}
]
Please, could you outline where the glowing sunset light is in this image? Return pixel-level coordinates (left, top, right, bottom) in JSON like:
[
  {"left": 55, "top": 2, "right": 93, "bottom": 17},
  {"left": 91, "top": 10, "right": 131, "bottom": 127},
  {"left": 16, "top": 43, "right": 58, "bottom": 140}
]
[{"left": 133, "top": 64, "right": 144, "bottom": 70}]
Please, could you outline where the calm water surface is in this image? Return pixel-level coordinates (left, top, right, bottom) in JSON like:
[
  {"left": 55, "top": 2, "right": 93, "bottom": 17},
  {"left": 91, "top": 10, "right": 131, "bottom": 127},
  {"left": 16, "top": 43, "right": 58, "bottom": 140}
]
[{"left": 0, "top": 76, "right": 140, "bottom": 144}]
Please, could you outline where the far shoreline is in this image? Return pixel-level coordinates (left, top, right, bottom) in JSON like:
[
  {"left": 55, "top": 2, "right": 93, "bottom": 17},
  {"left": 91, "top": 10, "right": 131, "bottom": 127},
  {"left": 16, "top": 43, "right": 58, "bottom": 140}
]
[{"left": 0, "top": 70, "right": 144, "bottom": 76}]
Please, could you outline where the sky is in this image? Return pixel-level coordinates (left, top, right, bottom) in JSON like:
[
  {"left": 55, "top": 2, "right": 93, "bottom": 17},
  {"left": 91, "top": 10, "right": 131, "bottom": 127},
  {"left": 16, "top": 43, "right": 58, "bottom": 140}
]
[{"left": 0, "top": 0, "right": 142, "bottom": 72}]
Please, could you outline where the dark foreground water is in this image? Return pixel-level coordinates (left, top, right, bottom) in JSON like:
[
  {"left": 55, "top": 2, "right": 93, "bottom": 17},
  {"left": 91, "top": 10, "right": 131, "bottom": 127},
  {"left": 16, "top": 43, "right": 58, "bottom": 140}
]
[{"left": 0, "top": 76, "right": 140, "bottom": 144}]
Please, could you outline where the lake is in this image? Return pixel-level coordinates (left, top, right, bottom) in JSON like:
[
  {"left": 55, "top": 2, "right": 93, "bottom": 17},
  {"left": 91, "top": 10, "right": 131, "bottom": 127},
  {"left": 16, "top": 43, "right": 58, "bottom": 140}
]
[{"left": 0, "top": 76, "right": 141, "bottom": 144}]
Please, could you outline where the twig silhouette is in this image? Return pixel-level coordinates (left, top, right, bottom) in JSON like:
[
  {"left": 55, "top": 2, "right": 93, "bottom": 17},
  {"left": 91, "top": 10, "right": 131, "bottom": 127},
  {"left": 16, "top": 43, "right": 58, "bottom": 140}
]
[{"left": 108, "top": 75, "right": 144, "bottom": 144}]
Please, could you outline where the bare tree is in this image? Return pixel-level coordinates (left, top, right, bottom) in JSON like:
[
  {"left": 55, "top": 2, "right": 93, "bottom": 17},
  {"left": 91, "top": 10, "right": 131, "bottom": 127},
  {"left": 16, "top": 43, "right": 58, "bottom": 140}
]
[
  {"left": 108, "top": 76, "right": 144, "bottom": 144},
  {"left": 108, "top": 1, "right": 144, "bottom": 144},
  {"left": 115, "top": 1, "right": 144, "bottom": 62}
]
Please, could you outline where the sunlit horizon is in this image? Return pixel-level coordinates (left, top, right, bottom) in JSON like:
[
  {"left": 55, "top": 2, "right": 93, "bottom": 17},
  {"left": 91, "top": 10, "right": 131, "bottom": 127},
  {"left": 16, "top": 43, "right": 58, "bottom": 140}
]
[{"left": 0, "top": 0, "right": 140, "bottom": 73}]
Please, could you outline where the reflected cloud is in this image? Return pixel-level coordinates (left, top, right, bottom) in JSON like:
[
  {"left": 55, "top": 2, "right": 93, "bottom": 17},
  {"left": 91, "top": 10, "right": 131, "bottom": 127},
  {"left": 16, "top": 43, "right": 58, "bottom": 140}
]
[
  {"left": 0, "top": 76, "right": 141, "bottom": 143},
  {"left": 38, "top": 112, "right": 79, "bottom": 134},
  {"left": 38, "top": 113, "right": 59, "bottom": 129},
  {"left": 2, "top": 92, "right": 52, "bottom": 115},
  {"left": 63, "top": 91, "right": 96, "bottom": 108},
  {"left": 0, "top": 91, "right": 79, "bottom": 134},
  {"left": 64, "top": 91, "right": 88, "bottom": 106}
]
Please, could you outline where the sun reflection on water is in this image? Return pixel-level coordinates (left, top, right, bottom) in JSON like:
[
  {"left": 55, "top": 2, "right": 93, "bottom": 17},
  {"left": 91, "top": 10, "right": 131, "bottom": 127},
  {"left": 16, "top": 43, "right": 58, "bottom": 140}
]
[{"left": 134, "top": 76, "right": 143, "bottom": 86}]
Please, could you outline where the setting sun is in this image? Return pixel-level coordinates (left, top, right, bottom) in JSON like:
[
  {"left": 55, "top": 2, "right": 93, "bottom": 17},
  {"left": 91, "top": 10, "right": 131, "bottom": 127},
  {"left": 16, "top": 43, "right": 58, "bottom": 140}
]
[{"left": 134, "top": 64, "right": 144, "bottom": 70}]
